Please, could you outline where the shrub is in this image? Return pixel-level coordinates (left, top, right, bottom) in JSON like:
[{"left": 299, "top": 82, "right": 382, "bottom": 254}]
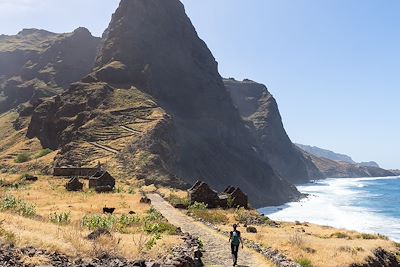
[
  {"left": 33, "top": 148, "right": 52, "bottom": 159},
  {"left": 145, "top": 233, "right": 161, "bottom": 250},
  {"left": 168, "top": 194, "right": 190, "bottom": 209},
  {"left": 143, "top": 221, "right": 177, "bottom": 235},
  {"left": 297, "top": 258, "right": 313, "bottom": 267},
  {"left": 289, "top": 232, "right": 305, "bottom": 247},
  {"left": 145, "top": 207, "right": 164, "bottom": 221},
  {"left": 188, "top": 202, "right": 227, "bottom": 224},
  {"left": 128, "top": 186, "right": 136, "bottom": 195},
  {"left": 188, "top": 202, "right": 208, "bottom": 211},
  {"left": 330, "top": 232, "right": 352, "bottom": 239},
  {"left": 49, "top": 212, "right": 71, "bottom": 225},
  {"left": 227, "top": 196, "right": 236, "bottom": 209},
  {"left": 0, "top": 195, "right": 36, "bottom": 218},
  {"left": 143, "top": 208, "right": 177, "bottom": 235},
  {"left": 81, "top": 211, "right": 177, "bottom": 235},
  {"left": 119, "top": 214, "right": 141, "bottom": 228},
  {"left": 114, "top": 186, "right": 125, "bottom": 193},
  {"left": 15, "top": 152, "right": 30, "bottom": 163},
  {"left": 358, "top": 233, "right": 378, "bottom": 240},
  {"left": 82, "top": 215, "right": 117, "bottom": 230}
]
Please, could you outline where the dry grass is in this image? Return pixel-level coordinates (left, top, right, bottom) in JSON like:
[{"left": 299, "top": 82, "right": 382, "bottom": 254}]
[
  {"left": 217, "top": 216, "right": 400, "bottom": 267},
  {"left": 157, "top": 187, "right": 188, "bottom": 199},
  {"left": 21, "top": 255, "right": 51, "bottom": 266},
  {"left": 0, "top": 175, "right": 181, "bottom": 260}
]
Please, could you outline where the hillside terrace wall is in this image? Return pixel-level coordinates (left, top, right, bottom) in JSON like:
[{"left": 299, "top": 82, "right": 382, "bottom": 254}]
[{"left": 53, "top": 167, "right": 98, "bottom": 177}]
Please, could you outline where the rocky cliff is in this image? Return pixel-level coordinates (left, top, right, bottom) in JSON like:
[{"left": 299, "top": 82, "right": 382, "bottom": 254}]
[
  {"left": 297, "top": 144, "right": 394, "bottom": 178},
  {"left": 0, "top": 28, "right": 100, "bottom": 113},
  {"left": 224, "top": 78, "right": 324, "bottom": 183},
  {"left": 306, "top": 152, "right": 395, "bottom": 178},
  {"left": 26, "top": 0, "right": 300, "bottom": 207}
]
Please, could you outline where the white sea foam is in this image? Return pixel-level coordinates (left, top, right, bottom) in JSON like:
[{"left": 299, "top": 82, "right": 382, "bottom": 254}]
[{"left": 260, "top": 176, "right": 400, "bottom": 242}]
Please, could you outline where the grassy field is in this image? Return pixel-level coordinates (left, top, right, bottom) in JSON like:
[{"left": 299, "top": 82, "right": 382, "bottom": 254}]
[
  {"left": 161, "top": 191, "right": 400, "bottom": 267},
  {"left": 0, "top": 174, "right": 181, "bottom": 260}
]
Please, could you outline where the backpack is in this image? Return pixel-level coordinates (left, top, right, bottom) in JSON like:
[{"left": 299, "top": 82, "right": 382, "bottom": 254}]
[{"left": 231, "top": 231, "right": 240, "bottom": 245}]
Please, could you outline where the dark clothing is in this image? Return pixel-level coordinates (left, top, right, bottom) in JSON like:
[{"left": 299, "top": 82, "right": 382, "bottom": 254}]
[
  {"left": 231, "top": 244, "right": 239, "bottom": 264},
  {"left": 230, "top": 230, "right": 241, "bottom": 265},
  {"left": 230, "top": 230, "right": 241, "bottom": 244}
]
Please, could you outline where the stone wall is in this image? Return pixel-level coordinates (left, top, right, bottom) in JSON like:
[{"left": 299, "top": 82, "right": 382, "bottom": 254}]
[{"left": 53, "top": 167, "right": 98, "bottom": 177}]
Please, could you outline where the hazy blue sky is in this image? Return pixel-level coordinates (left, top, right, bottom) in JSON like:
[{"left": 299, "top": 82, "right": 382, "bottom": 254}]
[{"left": 0, "top": 0, "right": 398, "bottom": 168}]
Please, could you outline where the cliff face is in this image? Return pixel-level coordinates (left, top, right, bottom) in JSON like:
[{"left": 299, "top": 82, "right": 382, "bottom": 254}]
[
  {"left": 297, "top": 144, "right": 394, "bottom": 178},
  {"left": 224, "top": 79, "right": 324, "bottom": 183},
  {"left": 306, "top": 153, "right": 395, "bottom": 178},
  {"left": 0, "top": 28, "right": 100, "bottom": 113},
  {"left": 26, "top": 0, "right": 300, "bottom": 207}
]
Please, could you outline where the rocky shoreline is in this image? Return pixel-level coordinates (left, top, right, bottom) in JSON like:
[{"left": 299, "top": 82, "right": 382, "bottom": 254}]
[{"left": 0, "top": 233, "right": 203, "bottom": 267}]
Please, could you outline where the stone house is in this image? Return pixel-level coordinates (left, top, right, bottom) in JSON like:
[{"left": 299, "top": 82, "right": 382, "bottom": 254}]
[
  {"left": 65, "top": 177, "right": 83, "bottom": 192},
  {"left": 188, "top": 181, "right": 249, "bottom": 209},
  {"left": 220, "top": 185, "right": 248, "bottom": 209},
  {"left": 89, "top": 171, "right": 115, "bottom": 193},
  {"left": 188, "top": 181, "right": 220, "bottom": 208}
]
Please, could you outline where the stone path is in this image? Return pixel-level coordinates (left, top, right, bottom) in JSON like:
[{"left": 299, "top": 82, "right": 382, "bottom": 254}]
[{"left": 147, "top": 194, "right": 274, "bottom": 267}]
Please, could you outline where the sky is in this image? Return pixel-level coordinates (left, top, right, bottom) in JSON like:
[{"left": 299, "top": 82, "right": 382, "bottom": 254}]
[{"left": 0, "top": 0, "right": 398, "bottom": 169}]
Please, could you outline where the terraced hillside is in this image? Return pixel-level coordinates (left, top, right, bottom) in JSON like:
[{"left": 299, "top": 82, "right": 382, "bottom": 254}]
[{"left": 24, "top": 0, "right": 300, "bottom": 207}]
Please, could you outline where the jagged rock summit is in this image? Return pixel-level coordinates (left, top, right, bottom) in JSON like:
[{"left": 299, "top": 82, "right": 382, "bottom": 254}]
[{"left": 26, "top": 0, "right": 300, "bottom": 207}]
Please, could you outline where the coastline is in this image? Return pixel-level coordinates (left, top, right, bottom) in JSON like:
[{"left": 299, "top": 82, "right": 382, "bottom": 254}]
[{"left": 260, "top": 176, "right": 400, "bottom": 242}]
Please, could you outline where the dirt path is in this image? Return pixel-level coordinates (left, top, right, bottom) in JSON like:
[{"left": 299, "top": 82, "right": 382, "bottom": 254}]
[{"left": 147, "top": 194, "right": 274, "bottom": 267}]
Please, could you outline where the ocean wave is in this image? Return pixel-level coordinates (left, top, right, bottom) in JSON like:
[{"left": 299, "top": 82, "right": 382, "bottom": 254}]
[{"left": 260, "top": 176, "right": 400, "bottom": 242}]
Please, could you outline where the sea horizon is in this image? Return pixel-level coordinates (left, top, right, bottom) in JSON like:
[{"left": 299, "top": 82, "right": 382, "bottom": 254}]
[{"left": 260, "top": 176, "right": 400, "bottom": 242}]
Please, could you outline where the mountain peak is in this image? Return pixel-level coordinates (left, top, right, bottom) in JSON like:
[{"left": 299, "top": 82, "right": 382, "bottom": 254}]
[
  {"left": 71, "top": 27, "right": 94, "bottom": 37},
  {"left": 25, "top": 0, "right": 301, "bottom": 207},
  {"left": 17, "top": 28, "right": 56, "bottom": 37},
  {"left": 95, "top": 0, "right": 224, "bottom": 115}
]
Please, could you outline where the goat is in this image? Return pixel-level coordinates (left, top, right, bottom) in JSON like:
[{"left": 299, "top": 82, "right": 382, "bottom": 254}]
[{"left": 103, "top": 207, "right": 115, "bottom": 214}]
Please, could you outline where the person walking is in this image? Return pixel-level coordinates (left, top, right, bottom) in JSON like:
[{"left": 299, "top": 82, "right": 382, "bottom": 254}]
[{"left": 229, "top": 224, "right": 243, "bottom": 266}]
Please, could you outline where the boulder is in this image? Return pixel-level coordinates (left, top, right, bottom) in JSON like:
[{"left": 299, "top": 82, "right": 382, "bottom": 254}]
[{"left": 246, "top": 226, "right": 258, "bottom": 233}]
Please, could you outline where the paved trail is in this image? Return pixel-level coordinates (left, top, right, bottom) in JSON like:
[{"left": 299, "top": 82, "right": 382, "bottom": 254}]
[{"left": 147, "top": 194, "right": 273, "bottom": 267}]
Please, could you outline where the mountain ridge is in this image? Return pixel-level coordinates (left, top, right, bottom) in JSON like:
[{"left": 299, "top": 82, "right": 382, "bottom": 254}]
[
  {"left": 0, "top": 27, "right": 101, "bottom": 113},
  {"left": 23, "top": 0, "right": 301, "bottom": 207},
  {"left": 297, "top": 144, "right": 394, "bottom": 178}
]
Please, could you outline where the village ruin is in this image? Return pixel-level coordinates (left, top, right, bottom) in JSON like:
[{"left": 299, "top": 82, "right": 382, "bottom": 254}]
[{"left": 188, "top": 181, "right": 248, "bottom": 209}]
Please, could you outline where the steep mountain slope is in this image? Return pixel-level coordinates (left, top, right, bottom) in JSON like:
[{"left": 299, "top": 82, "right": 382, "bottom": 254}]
[
  {"left": 0, "top": 28, "right": 100, "bottom": 113},
  {"left": 224, "top": 78, "right": 324, "bottom": 183},
  {"left": 25, "top": 0, "right": 300, "bottom": 207},
  {"left": 358, "top": 161, "right": 380, "bottom": 168},
  {"left": 297, "top": 144, "right": 394, "bottom": 178},
  {"left": 296, "top": 143, "right": 355, "bottom": 164},
  {"left": 306, "top": 153, "right": 395, "bottom": 178}
]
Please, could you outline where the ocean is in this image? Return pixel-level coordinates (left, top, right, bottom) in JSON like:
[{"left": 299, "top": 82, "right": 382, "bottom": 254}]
[{"left": 259, "top": 176, "right": 400, "bottom": 242}]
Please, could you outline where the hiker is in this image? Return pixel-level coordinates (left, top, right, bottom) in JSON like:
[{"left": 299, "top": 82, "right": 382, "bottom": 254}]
[{"left": 229, "top": 224, "right": 243, "bottom": 266}]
